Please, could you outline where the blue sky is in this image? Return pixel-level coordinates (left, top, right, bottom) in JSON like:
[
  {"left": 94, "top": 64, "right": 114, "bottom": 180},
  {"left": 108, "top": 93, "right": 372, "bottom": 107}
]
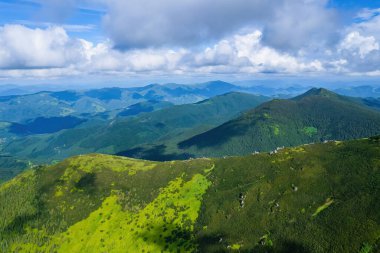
[
  {"left": 0, "top": 0, "right": 105, "bottom": 41},
  {"left": 0, "top": 0, "right": 379, "bottom": 86},
  {"left": 329, "top": 0, "right": 380, "bottom": 9}
]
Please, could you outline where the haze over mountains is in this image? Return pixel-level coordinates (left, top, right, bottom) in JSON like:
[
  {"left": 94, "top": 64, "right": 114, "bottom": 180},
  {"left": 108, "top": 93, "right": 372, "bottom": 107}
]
[
  {"left": 1, "top": 81, "right": 380, "bottom": 180},
  {"left": 1, "top": 92, "right": 269, "bottom": 163}
]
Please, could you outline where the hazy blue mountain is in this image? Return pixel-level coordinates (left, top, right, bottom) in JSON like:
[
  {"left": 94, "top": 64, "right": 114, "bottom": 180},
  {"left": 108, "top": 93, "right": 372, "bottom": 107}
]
[
  {"left": 0, "top": 81, "right": 243, "bottom": 123},
  {"left": 2, "top": 81, "right": 380, "bottom": 123},
  {"left": 2, "top": 92, "right": 269, "bottom": 163},
  {"left": 0, "top": 84, "right": 66, "bottom": 96},
  {"left": 8, "top": 116, "right": 87, "bottom": 135},
  {"left": 334, "top": 85, "right": 380, "bottom": 98},
  {"left": 117, "top": 100, "right": 173, "bottom": 117},
  {"left": 361, "top": 97, "right": 380, "bottom": 110}
]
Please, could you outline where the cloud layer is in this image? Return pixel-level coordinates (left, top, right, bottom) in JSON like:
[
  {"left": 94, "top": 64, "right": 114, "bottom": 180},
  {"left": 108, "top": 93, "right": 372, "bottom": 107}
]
[
  {"left": 0, "top": 25, "right": 84, "bottom": 69},
  {"left": 0, "top": 1, "right": 379, "bottom": 81},
  {"left": 103, "top": 0, "right": 339, "bottom": 52}
]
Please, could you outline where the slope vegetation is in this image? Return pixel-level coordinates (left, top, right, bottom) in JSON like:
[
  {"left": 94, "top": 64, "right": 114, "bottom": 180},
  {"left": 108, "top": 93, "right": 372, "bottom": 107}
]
[
  {"left": 1, "top": 137, "right": 379, "bottom": 252},
  {"left": 178, "top": 88, "right": 380, "bottom": 157},
  {"left": 0, "top": 156, "right": 30, "bottom": 182}
]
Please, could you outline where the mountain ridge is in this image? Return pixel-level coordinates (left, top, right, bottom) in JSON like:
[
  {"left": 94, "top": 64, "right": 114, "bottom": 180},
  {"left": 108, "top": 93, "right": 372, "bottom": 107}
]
[
  {"left": 1, "top": 92, "right": 269, "bottom": 163},
  {"left": 1, "top": 137, "right": 379, "bottom": 252},
  {"left": 170, "top": 88, "right": 380, "bottom": 158}
]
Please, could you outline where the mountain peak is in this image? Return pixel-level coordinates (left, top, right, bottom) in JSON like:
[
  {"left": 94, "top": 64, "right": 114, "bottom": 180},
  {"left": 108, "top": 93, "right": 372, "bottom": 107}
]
[{"left": 293, "top": 87, "right": 338, "bottom": 100}]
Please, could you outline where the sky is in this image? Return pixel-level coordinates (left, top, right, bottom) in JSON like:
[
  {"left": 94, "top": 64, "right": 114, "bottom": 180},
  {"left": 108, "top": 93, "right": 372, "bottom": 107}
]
[{"left": 0, "top": 0, "right": 379, "bottom": 87}]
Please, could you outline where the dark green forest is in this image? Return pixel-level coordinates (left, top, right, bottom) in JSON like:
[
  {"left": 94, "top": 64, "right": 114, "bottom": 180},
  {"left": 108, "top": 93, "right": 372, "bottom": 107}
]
[{"left": 176, "top": 88, "right": 380, "bottom": 158}]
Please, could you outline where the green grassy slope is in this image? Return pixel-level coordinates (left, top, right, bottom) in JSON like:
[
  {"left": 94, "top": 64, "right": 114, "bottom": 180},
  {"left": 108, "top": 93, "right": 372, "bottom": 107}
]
[
  {"left": 1, "top": 137, "right": 379, "bottom": 252},
  {"left": 177, "top": 88, "right": 380, "bottom": 158},
  {"left": 3, "top": 92, "right": 269, "bottom": 163},
  {"left": 0, "top": 154, "right": 214, "bottom": 253}
]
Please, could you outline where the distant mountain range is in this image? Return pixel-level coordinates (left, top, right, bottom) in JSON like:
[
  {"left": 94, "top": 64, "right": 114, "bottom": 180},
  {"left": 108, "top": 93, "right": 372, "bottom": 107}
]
[
  {"left": 334, "top": 85, "right": 380, "bottom": 98},
  {"left": 3, "top": 87, "right": 380, "bottom": 164},
  {"left": 1, "top": 83, "right": 380, "bottom": 180},
  {"left": 1, "top": 81, "right": 379, "bottom": 123},
  {"left": 0, "top": 81, "right": 243, "bottom": 123},
  {"left": 1, "top": 92, "right": 269, "bottom": 164},
  {"left": 121, "top": 88, "right": 380, "bottom": 160}
]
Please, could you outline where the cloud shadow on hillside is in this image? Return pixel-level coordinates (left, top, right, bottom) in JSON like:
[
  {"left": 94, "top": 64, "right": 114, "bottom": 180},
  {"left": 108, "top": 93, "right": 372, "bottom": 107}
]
[{"left": 116, "top": 144, "right": 193, "bottom": 161}]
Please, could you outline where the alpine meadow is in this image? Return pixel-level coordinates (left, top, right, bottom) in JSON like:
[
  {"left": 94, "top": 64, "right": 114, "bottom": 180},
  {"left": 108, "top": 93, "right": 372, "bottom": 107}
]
[{"left": 0, "top": 0, "right": 380, "bottom": 253}]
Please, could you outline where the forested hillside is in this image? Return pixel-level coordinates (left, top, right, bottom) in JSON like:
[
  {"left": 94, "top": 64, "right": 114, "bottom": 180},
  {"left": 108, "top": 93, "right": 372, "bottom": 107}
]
[
  {"left": 1, "top": 137, "right": 379, "bottom": 252},
  {"left": 177, "top": 88, "right": 380, "bottom": 157}
]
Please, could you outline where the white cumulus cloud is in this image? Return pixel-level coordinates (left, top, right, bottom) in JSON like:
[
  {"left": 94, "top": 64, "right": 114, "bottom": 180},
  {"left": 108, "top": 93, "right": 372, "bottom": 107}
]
[
  {"left": 192, "top": 31, "right": 324, "bottom": 74},
  {"left": 339, "top": 32, "right": 379, "bottom": 58},
  {"left": 0, "top": 25, "right": 86, "bottom": 69},
  {"left": 1, "top": 9, "right": 380, "bottom": 82}
]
